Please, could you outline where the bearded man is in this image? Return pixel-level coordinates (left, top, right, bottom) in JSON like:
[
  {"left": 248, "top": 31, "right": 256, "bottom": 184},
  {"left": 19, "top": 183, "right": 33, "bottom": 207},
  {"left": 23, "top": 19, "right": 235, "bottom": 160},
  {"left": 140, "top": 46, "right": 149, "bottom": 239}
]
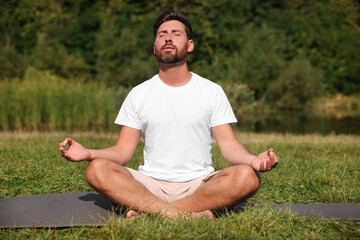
[{"left": 59, "top": 10, "right": 278, "bottom": 218}]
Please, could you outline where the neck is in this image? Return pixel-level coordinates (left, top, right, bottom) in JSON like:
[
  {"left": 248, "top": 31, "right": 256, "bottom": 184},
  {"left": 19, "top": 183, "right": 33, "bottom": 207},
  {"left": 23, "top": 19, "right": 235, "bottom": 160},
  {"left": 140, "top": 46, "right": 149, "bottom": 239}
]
[{"left": 158, "top": 59, "right": 192, "bottom": 87}]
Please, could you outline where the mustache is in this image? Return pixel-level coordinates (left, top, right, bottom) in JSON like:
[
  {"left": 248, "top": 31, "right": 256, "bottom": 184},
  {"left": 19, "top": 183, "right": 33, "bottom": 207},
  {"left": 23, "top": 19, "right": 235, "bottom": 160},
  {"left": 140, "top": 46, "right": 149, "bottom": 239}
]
[{"left": 161, "top": 44, "right": 176, "bottom": 50}]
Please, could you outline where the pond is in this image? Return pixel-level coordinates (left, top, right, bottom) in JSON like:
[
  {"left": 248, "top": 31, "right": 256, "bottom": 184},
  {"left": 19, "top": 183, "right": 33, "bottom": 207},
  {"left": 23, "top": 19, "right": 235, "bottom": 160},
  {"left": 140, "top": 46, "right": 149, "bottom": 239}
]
[{"left": 234, "top": 111, "right": 360, "bottom": 135}]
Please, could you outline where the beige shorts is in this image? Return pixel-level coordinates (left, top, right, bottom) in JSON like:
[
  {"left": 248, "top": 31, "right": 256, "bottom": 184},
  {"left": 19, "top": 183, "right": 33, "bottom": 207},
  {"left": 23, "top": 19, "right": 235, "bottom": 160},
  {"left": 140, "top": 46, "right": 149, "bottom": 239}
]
[{"left": 126, "top": 168, "right": 218, "bottom": 203}]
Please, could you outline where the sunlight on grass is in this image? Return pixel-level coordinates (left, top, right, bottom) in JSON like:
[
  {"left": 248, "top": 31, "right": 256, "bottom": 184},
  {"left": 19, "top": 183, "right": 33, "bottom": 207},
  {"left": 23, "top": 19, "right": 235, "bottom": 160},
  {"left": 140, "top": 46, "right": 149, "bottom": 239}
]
[{"left": 0, "top": 131, "right": 359, "bottom": 239}]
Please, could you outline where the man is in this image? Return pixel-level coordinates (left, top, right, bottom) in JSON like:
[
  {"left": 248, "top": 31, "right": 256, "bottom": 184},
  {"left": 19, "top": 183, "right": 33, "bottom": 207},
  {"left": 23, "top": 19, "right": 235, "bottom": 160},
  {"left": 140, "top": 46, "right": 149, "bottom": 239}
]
[{"left": 59, "top": 10, "right": 278, "bottom": 218}]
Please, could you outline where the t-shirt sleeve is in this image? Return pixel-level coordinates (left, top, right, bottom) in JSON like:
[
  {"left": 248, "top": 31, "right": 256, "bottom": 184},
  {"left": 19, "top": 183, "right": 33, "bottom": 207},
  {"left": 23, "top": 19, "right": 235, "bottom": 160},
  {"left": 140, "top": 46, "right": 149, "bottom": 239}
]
[
  {"left": 114, "top": 90, "right": 142, "bottom": 130},
  {"left": 209, "top": 87, "right": 238, "bottom": 127}
]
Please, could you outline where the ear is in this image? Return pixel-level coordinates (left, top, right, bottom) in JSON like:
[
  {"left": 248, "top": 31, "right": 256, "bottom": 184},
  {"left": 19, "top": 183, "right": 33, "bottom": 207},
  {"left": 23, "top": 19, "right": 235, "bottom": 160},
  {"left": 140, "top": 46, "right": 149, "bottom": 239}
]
[
  {"left": 153, "top": 44, "right": 156, "bottom": 55},
  {"left": 187, "top": 39, "right": 194, "bottom": 53}
]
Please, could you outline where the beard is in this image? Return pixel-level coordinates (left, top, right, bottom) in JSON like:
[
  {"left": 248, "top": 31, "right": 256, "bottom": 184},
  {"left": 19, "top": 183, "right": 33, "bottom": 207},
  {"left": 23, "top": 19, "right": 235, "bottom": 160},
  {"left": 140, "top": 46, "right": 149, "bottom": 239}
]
[{"left": 154, "top": 42, "right": 188, "bottom": 64}]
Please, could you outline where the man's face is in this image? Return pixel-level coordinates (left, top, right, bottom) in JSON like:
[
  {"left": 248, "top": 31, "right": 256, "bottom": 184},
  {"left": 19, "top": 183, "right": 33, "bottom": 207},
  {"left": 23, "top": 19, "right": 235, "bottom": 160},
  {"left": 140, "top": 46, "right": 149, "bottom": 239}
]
[{"left": 154, "top": 20, "right": 194, "bottom": 64}]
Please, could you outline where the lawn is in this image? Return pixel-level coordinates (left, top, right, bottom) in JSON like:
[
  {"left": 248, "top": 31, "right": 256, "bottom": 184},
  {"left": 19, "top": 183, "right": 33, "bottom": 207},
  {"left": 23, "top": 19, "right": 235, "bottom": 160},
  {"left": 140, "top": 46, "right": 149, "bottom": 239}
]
[{"left": 0, "top": 131, "right": 359, "bottom": 239}]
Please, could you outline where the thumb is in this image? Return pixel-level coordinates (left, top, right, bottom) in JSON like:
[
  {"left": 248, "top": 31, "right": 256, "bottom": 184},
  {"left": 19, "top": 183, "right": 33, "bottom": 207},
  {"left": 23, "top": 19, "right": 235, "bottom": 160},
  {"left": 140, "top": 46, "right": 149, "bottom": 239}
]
[{"left": 66, "top": 138, "right": 73, "bottom": 146}]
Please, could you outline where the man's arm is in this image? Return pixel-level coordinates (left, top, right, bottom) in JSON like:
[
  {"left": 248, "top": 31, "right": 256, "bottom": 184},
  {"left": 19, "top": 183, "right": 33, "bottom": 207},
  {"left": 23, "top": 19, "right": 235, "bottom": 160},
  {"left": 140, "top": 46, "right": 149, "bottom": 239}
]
[
  {"left": 211, "top": 124, "right": 278, "bottom": 172},
  {"left": 59, "top": 126, "right": 141, "bottom": 166}
]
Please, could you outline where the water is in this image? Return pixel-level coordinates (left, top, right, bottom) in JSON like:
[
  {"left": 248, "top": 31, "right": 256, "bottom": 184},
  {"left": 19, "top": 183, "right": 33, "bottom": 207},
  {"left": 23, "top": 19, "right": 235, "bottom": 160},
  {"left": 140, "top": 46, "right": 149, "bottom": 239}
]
[
  {"left": 103, "top": 111, "right": 360, "bottom": 135},
  {"left": 235, "top": 112, "right": 360, "bottom": 135}
]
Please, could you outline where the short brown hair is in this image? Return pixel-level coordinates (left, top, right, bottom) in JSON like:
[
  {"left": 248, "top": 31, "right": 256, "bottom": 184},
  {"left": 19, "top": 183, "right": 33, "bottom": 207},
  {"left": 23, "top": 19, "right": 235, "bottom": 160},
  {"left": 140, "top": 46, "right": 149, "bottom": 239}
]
[{"left": 153, "top": 10, "right": 193, "bottom": 40}]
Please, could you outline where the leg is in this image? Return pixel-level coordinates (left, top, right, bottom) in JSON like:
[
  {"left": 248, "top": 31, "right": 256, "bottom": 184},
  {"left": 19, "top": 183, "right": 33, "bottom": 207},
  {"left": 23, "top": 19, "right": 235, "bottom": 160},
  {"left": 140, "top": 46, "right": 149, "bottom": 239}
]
[
  {"left": 171, "top": 165, "right": 260, "bottom": 212},
  {"left": 85, "top": 159, "right": 180, "bottom": 217}
]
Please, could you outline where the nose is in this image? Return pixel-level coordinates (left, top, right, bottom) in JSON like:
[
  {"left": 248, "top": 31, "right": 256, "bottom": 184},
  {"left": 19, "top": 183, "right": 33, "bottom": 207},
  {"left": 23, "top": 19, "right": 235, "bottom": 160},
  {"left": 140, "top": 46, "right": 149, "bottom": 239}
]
[{"left": 165, "top": 35, "right": 172, "bottom": 43}]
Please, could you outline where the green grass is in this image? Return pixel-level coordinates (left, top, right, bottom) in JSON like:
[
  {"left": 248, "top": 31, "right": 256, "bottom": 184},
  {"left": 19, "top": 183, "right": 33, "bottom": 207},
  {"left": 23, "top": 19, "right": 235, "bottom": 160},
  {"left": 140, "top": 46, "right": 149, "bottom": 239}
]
[
  {"left": 0, "top": 68, "right": 130, "bottom": 131},
  {"left": 0, "top": 132, "right": 359, "bottom": 239}
]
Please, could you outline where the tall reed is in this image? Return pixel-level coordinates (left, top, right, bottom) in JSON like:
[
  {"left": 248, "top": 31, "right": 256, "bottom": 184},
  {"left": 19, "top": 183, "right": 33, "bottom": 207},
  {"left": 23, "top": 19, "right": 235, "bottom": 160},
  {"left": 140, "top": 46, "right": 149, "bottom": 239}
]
[
  {"left": 0, "top": 68, "right": 130, "bottom": 131},
  {"left": 0, "top": 68, "right": 257, "bottom": 131}
]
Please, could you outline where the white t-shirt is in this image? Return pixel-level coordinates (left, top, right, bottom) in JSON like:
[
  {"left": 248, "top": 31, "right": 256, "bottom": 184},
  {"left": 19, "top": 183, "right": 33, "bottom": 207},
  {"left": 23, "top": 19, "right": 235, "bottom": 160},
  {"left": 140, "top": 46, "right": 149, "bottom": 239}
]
[{"left": 115, "top": 72, "right": 237, "bottom": 182}]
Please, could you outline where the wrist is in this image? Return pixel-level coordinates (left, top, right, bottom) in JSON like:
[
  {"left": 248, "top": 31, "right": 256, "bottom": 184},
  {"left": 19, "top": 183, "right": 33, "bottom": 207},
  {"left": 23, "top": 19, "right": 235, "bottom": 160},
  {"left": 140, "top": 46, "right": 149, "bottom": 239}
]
[
  {"left": 247, "top": 154, "right": 257, "bottom": 165},
  {"left": 87, "top": 149, "right": 95, "bottom": 161}
]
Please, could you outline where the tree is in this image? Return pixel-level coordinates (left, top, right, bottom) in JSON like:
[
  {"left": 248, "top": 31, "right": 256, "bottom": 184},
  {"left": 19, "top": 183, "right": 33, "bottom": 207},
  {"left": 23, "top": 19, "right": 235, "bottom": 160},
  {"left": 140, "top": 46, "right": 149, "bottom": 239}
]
[
  {"left": 30, "top": 33, "right": 89, "bottom": 78},
  {"left": 260, "top": 0, "right": 360, "bottom": 94},
  {"left": 265, "top": 57, "right": 324, "bottom": 109},
  {"left": 234, "top": 23, "right": 287, "bottom": 100},
  {"left": 0, "top": 45, "right": 24, "bottom": 80},
  {"left": 95, "top": 3, "right": 156, "bottom": 87}
]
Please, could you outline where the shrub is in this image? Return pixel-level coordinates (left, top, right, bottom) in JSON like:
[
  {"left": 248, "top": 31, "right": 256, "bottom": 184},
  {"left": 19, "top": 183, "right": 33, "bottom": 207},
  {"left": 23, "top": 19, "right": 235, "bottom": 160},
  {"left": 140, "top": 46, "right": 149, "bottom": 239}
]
[
  {"left": 221, "top": 83, "right": 255, "bottom": 115},
  {"left": 264, "top": 57, "right": 324, "bottom": 109}
]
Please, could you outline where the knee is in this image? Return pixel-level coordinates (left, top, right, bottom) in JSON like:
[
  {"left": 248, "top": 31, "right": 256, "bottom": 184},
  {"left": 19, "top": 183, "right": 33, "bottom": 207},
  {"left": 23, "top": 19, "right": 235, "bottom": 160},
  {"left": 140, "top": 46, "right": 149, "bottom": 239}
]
[
  {"left": 232, "top": 165, "right": 260, "bottom": 196},
  {"left": 85, "top": 159, "right": 108, "bottom": 189}
]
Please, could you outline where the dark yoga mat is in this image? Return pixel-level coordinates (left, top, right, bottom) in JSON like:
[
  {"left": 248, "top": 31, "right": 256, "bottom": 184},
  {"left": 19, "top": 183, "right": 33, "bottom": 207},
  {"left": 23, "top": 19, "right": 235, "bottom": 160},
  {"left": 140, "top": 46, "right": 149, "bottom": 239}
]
[
  {"left": 270, "top": 203, "right": 360, "bottom": 220},
  {"left": 0, "top": 192, "right": 119, "bottom": 228},
  {"left": 1, "top": 192, "right": 359, "bottom": 228},
  {"left": 230, "top": 202, "right": 360, "bottom": 221}
]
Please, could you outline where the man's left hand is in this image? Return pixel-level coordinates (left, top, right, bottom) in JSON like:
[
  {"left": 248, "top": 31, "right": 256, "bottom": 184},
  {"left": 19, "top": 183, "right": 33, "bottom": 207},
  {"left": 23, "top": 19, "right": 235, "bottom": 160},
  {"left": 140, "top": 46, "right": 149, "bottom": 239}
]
[{"left": 250, "top": 149, "right": 279, "bottom": 172}]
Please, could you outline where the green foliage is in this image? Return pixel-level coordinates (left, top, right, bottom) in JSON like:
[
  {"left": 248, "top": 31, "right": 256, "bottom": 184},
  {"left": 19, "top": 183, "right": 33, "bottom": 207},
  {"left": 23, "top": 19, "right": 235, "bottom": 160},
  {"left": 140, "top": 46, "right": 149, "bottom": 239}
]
[
  {"left": 261, "top": 0, "right": 360, "bottom": 94},
  {"left": 96, "top": 22, "right": 156, "bottom": 87},
  {"left": 94, "top": 1, "right": 158, "bottom": 87},
  {"left": 0, "top": 45, "right": 25, "bottom": 80},
  {"left": 0, "top": 68, "right": 130, "bottom": 131},
  {"left": 0, "top": 0, "right": 40, "bottom": 53},
  {"left": 59, "top": 2, "right": 101, "bottom": 71},
  {"left": 265, "top": 57, "right": 324, "bottom": 109},
  {"left": 0, "top": 0, "right": 359, "bottom": 105},
  {"left": 221, "top": 83, "right": 255, "bottom": 115},
  {"left": 30, "top": 33, "right": 90, "bottom": 78},
  {"left": 235, "top": 23, "right": 287, "bottom": 99}
]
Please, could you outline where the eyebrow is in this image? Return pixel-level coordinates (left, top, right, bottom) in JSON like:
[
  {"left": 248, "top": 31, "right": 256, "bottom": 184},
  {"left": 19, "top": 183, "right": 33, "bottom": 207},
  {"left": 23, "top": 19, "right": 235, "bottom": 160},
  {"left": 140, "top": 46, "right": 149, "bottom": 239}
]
[{"left": 157, "top": 29, "right": 182, "bottom": 35}]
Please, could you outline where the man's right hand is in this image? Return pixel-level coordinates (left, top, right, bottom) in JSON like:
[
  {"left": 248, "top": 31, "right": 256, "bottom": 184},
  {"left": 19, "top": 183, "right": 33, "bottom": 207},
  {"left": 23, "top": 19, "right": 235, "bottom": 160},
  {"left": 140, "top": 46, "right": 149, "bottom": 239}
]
[
  {"left": 250, "top": 149, "right": 278, "bottom": 172},
  {"left": 59, "top": 138, "right": 91, "bottom": 162}
]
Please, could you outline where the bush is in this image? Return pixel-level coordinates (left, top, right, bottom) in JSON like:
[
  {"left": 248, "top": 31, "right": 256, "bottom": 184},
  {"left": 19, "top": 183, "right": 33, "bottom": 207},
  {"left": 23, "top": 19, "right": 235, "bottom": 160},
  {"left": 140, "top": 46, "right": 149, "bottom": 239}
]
[
  {"left": 235, "top": 23, "right": 287, "bottom": 100},
  {"left": 0, "top": 46, "right": 25, "bottom": 80},
  {"left": 29, "top": 33, "right": 90, "bottom": 79},
  {"left": 264, "top": 57, "right": 324, "bottom": 109},
  {"left": 95, "top": 19, "right": 157, "bottom": 87},
  {"left": 221, "top": 83, "right": 254, "bottom": 115}
]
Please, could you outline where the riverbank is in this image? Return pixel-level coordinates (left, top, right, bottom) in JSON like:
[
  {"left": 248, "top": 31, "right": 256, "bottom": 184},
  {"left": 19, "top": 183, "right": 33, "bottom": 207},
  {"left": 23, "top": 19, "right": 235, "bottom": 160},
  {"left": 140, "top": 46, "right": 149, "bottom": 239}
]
[
  {"left": 313, "top": 94, "right": 360, "bottom": 113},
  {"left": 1, "top": 68, "right": 358, "bottom": 132}
]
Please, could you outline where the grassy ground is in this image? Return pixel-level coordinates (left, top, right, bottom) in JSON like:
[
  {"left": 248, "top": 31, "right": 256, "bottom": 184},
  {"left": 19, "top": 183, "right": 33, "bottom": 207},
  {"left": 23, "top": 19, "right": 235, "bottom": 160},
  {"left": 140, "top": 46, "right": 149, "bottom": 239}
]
[{"left": 0, "top": 131, "right": 359, "bottom": 239}]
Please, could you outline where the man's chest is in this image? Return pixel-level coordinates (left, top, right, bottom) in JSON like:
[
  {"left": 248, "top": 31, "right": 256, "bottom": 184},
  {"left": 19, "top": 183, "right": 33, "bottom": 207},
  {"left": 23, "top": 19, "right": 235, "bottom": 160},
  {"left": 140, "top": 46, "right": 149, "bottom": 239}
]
[{"left": 138, "top": 89, "right": 212, "bottom": 130}]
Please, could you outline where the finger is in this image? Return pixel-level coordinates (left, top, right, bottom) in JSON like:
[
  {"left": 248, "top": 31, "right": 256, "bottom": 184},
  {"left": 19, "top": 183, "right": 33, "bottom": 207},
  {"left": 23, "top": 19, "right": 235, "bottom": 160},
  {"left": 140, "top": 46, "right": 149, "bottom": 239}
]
[
  {"left": 271, "top": 151, "right": 279, "bottom": 164},
  {"left": 60, "top": 138, "right": 71, "bottom": 146},
  {"left": 59, "top": 141, "right": 68, "bottom": 153},
  {"left": 59, "top": 147, "right": 64, "bottom": 156},
  {"left": 259, "top": 161, "right": 264, "bottom": 172},
  {"left": 265, "top": 149, "right": 272, "bottom": 163},
  {"left": 60, "top": 152, "right": 68, "bottom": 159},
  {"left": 267, "top": 149, "right": 274, "bottom": 159},
  {"left": 59, "top": 140, "right": 66, "bottom": 149},
  {"left": 265, "top": 160, "right": 270, "bottom": 171},
  {"left": 264, "top": 160, "right": 269, "bottom": 171},
  {"left": 59, "top": 148, "right": 63, "bottom": 156},
  {"left": 269, "top": 151, "right": 275, "bottom": 165},
  {"left": 269, "top": 156, "right": 278, "bottom": 170},
  {"left": 59, "top": 144, "right": 66, "bottom": 155},
  {"left": 268, "top": 149, "right": 279, "bottom": 166}
]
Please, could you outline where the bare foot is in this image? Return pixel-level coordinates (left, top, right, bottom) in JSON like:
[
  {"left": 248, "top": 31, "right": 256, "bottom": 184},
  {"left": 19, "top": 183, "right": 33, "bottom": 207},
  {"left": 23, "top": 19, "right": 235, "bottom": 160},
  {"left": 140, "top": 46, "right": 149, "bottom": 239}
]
[
  {"left": 190, "top": 210, "right": 214, "bottom": 219},
  {"left": 167, "top": 210, "right": 214, "bottom": 219},
  {"left": 126, "top": 209, "right": 140, "bottom": 218},
  {"left": 126, "top": 209, "right": 213, "bottom": 220}
]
